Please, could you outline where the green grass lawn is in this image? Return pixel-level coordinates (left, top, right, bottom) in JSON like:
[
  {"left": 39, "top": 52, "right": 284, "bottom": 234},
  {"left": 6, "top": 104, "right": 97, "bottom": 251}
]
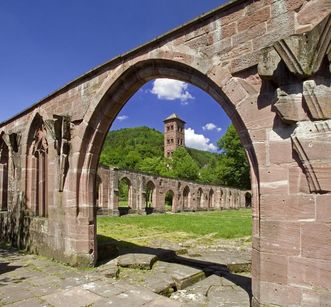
[{"left": 97, "top": 209, "right": 252, "bottom": 244}]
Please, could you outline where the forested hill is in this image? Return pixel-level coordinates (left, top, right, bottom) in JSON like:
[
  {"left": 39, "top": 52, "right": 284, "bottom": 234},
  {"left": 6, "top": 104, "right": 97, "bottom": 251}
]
[{"left": 99, "top": 126, "right": 216, "bottom": 169}]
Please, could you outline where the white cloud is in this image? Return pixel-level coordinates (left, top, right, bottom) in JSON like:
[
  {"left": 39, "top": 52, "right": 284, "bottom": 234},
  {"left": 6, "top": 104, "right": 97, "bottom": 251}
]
[
  {"left": 117, "top": 115, "right": 128, "bottom": 121},
  {"left": 150, "top": 79, "right": 194, "bottom": 104},
  {"left": 202, "top": 122, "right": 222, "bottom": 132},
  {"left": 185, "top": 128, "right": 217, "bottom": 152}
]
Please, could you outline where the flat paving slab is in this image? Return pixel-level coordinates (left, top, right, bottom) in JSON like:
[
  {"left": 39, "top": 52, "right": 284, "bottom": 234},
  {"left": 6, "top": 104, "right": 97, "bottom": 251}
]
[
  {"left": 118, "top": 253, "right": 158, "bottom": 270},
  {"left": 0, "top": 248, "right": 181, "bottom": 307},
  {"left": 0, "top": 235, "right": 252, "bottom": 307}
]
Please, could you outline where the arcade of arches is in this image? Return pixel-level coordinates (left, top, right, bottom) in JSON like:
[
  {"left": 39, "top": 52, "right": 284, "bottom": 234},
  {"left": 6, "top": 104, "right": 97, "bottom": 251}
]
[
  {"left": 97, "top": 167, "right": 248, "bottom": 215},
  {"left": 0, "top": 1, "right": 331, "bottom": 305}
]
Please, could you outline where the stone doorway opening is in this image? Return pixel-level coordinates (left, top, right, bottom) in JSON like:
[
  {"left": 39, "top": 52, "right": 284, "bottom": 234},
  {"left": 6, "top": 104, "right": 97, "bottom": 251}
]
[
  {"left": 165, "top": 190, "right": 174, "bottom": 212},
  {"left": 91, "top": 63, "right": 254, "bottom": 306},
  {"left": 118, "top": 177, "right": 132, "bottom": 215}
]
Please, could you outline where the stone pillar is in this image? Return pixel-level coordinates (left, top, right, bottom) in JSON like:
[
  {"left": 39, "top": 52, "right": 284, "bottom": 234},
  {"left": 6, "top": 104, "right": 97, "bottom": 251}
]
[{"left": 109, "top": 170, "right": 119, "bottom": 216}]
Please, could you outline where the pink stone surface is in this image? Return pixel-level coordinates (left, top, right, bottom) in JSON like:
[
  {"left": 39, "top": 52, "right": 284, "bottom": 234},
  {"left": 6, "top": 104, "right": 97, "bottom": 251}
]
[{"left": 0, "top": 1, "right": 331, "bottom": 305}]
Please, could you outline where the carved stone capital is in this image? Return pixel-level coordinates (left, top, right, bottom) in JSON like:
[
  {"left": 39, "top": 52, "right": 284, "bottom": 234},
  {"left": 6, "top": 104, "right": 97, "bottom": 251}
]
[
  {"left": 259, "top": 14, "right": 331, "bottom": 124},
  {"left": 259, "top": 15, "right": 331, "bottom": 79}
]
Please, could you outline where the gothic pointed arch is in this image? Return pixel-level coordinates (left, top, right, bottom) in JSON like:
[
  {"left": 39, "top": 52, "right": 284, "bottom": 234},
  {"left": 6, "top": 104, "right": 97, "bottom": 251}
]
[
  {"left": 145, "top": 180, "right": 156, "bottom": 208},
  {"left": 208, "top": 189, "right": 215, "bottom": 209},
  {"left": 197, "top": 187, "right": 203, "bottom": 209},
  {"left": 75, "top": 58, "right": 258, "bottom": 217},
  {"left": 183, "top": 185, "right": 190, "bottom": 209},
  {"left": 119, "top": 176, "right": 132, "bottom": 208},
  {"left": 26, "top": 114, "right": 48, "bottom": 217}
]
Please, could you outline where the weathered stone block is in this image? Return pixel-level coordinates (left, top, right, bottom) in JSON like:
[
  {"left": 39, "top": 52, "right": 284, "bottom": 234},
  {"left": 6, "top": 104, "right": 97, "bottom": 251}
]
[
  {"left": 268, "top": 140, "right": 293, "bottom": 164},
  {"left": 260, "top": 220, "right": 300, "bottom": 255},
  {"left": 301, "top": 223, "right": 331, "bottom": 261},
  {"left": 288, "top": 256, "right": 331, "bottom": 290},
  {"left": 117, "top": 253, "right": 158, "bottom": 270},
  {"left": 259, "top": 281, "right": 302, "bottom": 306},
  {"left": 238, "top": 6, "right": 270, "bottom": 32},
  {"left": 316, "top": 194, "right": 331, "bottom": 222}
]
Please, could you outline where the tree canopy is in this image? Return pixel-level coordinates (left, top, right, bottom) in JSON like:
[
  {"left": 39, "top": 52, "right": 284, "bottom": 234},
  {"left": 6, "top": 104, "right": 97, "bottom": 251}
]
[{"left": 216, "top": 124, "right": 250, "bottom": 189}]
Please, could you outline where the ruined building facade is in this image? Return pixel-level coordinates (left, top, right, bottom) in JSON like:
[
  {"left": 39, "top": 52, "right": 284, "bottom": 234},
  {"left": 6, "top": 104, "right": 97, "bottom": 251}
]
[{"left": 0, "top": 0, "right": 331, "bottom": 305}]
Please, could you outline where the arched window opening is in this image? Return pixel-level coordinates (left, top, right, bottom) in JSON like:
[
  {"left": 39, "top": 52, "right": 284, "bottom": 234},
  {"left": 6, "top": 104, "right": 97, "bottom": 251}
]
[
  {"left": 91, "top": 60, "right": 254, "bottom": 266},
  {"left": 119, "top": 177, "right": 132, "bottom": 208},
  {"left": 165, "top": 190, "right": 174, "bottom": 211},
  {"left": 0, "top": 137, "right": 9, "bottom": 211},
  {"left": 27, "top": 115, "right": 48, "bottom": 217},
  {"left": 145, "top": 181, "right": 155, "bottom": 208}
]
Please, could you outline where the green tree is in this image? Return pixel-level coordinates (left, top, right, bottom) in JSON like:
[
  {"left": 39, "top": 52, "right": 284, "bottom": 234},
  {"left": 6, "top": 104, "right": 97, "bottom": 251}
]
[
  {"left": 138, "top": 156, "right": 169, "bottom": 175},
  {"left": 199, "top": 157, "right": 219, "bottom": 184},
  {"left": 169, "top": 147, "right": 199, "bottom": 181},
  {"left": 121, "top": 150, "right": 141, "bottom": 170},
  {"left": 216, "top": 124, "right": 250, "bottom": 189}
]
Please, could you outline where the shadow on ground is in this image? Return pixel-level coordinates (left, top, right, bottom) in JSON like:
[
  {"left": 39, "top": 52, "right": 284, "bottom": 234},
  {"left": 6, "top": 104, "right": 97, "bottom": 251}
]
[{"left": 97, "top": 234, "right": 252, "bottom": 301}]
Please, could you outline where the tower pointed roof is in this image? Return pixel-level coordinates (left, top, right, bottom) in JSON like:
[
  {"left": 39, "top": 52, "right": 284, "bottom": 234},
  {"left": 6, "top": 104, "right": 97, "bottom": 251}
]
[{"left": 163, "top": 113, "right": 186, "bottom": 123}]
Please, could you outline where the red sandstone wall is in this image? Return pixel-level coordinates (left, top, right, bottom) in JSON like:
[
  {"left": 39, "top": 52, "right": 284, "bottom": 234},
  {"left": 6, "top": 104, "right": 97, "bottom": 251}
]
[{"left": 0, "top": 0, "right": 330, "bottom": 305}]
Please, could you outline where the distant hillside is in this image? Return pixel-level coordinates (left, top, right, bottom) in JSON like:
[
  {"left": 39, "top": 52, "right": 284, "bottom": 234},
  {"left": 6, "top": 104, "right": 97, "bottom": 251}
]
[
  {"left": 99, "top": 126, "right": 217, "bottom": 169},
  {"left": 186, "top": 147, "right": 218, "bottom": 168}
]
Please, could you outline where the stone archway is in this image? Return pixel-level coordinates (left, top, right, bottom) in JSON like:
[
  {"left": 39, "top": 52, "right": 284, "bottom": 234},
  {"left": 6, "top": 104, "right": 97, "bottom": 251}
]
[
  {"left": 74, "top": 58, "right": 259, "bottom": 269},
  {"left": 197, "top": 187, "right": 203, "bottom": 209},
  {"left": 118, "top": 177, "right": 132, "bottom": 208},
  {"left": 0, "top": 3, "right": 330, "bottom": 305},
  {"left": 145, "top": 180, "right": 156, "bottom": 209},
  {"left": 164, "top": 190, "right": 174, "bottom": 212}
]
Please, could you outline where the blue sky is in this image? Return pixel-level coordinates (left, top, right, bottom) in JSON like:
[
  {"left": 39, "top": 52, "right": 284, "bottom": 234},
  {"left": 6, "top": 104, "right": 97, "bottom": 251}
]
[{"left": 0, "top": 0, "right": 230, "bottom": 152}]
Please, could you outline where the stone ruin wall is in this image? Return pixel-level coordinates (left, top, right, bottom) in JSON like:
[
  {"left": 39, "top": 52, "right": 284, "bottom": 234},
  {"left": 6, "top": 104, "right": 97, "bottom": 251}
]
[
  {"left": 97, "top": 166, "right": 250, "bottom": 215},
  {"left": 0, "top": 0, "right": 330, "bottom": 305}
]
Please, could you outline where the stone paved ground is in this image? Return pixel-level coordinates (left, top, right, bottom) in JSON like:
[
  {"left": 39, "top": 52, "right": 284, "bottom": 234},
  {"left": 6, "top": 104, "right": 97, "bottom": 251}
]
[{"left": 0, "top": 237, "right": 251, "bottom": 307}]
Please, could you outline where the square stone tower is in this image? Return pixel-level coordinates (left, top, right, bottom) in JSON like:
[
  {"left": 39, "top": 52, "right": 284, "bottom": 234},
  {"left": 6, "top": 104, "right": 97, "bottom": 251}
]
[{"left": 163, "top": 113, "right": 186, "bottom": 157}]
